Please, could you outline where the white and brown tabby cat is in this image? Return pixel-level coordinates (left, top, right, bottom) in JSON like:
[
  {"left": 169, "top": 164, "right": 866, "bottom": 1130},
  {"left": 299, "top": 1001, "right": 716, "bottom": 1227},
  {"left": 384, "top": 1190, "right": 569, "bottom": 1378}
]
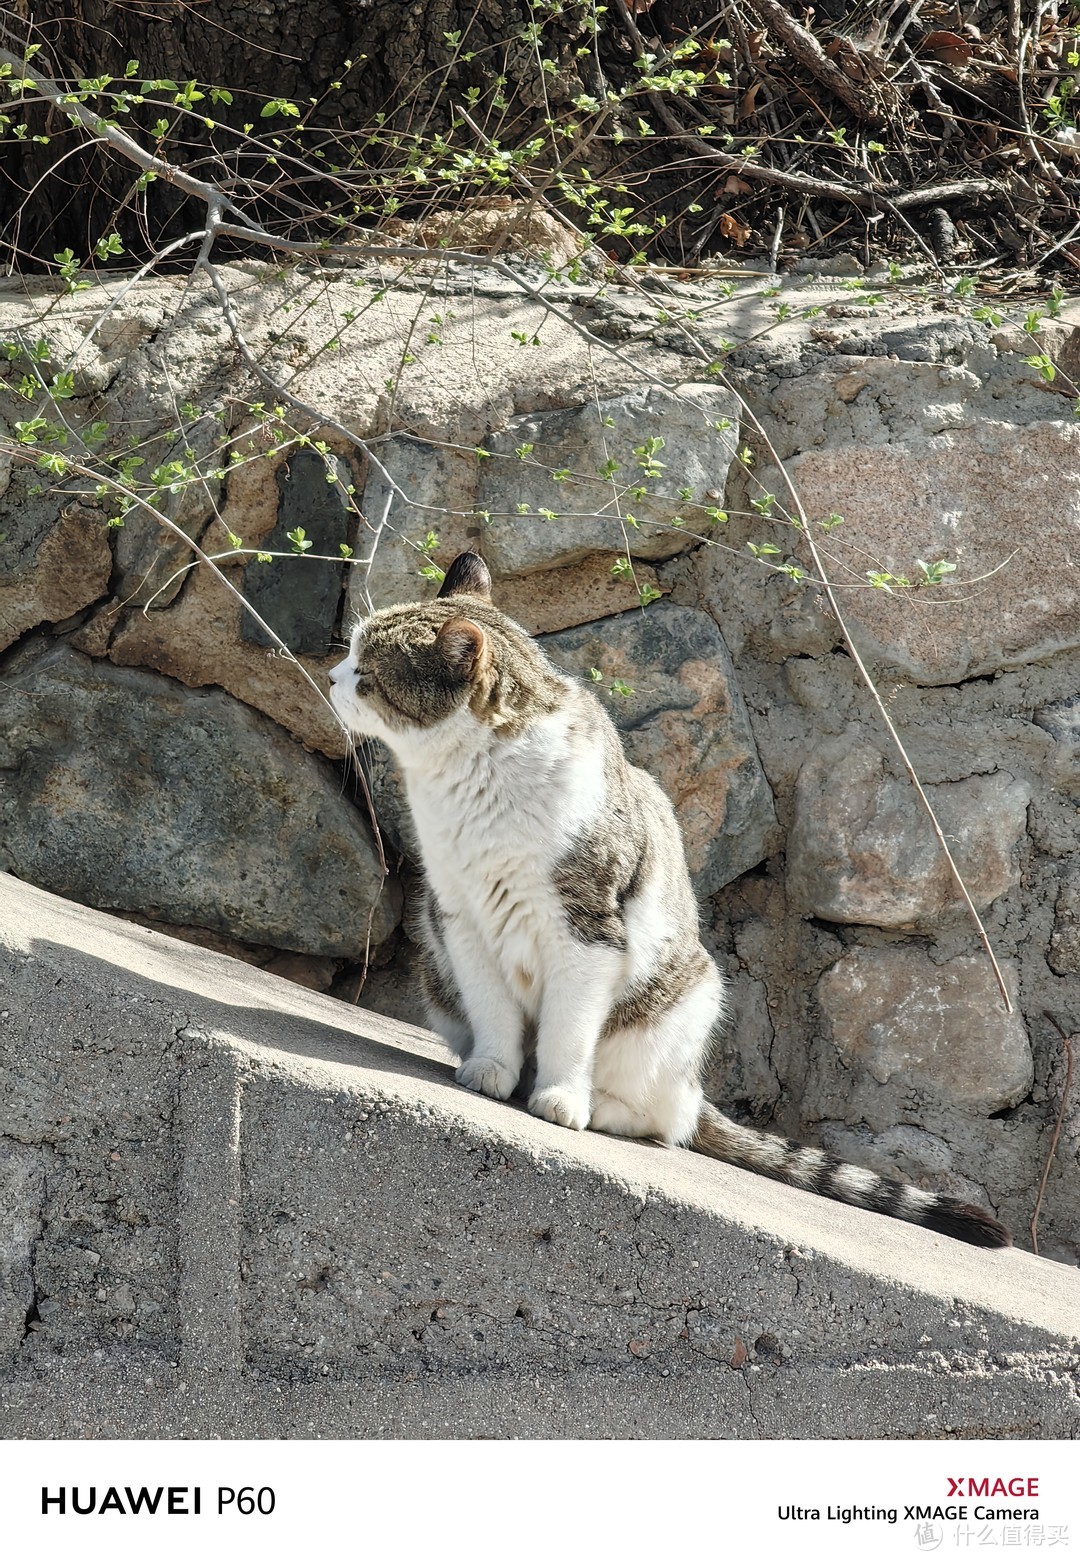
[{"left": 329, "top": 551, "right": 1010, "bottom": 1248}]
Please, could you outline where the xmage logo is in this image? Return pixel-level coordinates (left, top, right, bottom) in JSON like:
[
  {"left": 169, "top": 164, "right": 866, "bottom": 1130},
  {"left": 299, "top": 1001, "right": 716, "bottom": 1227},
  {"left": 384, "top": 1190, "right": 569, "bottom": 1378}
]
[{"left": 946, "top": 1478, "right": 1039, "bottom": 1499}]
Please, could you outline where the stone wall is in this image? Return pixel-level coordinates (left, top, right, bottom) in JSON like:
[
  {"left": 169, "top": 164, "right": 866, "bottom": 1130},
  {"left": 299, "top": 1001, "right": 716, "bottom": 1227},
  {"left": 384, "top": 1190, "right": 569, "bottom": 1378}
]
[{"left": 1, "top": 259, "right": 1077, "bottom": 1264}]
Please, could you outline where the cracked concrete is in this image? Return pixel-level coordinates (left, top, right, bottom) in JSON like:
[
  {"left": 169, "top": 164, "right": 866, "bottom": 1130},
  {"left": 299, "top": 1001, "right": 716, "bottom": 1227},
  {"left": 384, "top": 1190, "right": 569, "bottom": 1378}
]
[{"left": 2, "top": 873, "right": 1079, "bottom": 1439}]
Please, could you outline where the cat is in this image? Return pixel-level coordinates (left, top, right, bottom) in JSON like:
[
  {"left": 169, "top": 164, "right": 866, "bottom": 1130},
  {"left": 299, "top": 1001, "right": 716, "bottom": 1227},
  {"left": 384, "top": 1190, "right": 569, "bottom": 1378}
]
[{"left": 329, "top": 550, "right": 1011, "bottom": 1249}]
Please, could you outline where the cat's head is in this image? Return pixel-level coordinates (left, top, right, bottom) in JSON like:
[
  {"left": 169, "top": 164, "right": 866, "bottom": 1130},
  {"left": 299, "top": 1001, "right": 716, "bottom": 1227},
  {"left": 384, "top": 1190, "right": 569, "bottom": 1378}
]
[{"left": 329, "top": 551, "right": 565, "bottom": 753}]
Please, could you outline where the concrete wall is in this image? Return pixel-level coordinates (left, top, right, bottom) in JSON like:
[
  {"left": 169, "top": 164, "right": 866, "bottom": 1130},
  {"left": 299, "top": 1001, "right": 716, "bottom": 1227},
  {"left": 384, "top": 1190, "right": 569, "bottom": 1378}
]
[{"left": 2, "top": 874, "right": 1078, "bottom": 1439}]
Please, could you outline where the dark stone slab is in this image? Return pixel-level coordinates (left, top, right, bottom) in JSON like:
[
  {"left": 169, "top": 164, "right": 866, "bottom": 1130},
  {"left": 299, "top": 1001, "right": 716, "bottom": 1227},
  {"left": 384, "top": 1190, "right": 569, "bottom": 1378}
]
[{"left": 242, "top": 451, "right": 350, "bottom": 655}]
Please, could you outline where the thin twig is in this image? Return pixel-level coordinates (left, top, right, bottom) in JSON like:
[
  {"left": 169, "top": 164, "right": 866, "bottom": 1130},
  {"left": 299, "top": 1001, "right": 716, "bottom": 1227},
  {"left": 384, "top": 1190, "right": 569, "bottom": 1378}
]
[
  {"left": 606, "top": 0, "right": 991, "bottom": 213},
  {"left": 1031, "top": 1012, "right": 1076, "bottom": 1255}
]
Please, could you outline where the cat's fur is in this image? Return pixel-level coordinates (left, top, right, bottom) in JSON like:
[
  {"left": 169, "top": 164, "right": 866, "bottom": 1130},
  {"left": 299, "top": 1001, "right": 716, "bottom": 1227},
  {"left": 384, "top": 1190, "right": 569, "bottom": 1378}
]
[{"left": 329, "top": 551, "right": 1010, "bottom": 1249}]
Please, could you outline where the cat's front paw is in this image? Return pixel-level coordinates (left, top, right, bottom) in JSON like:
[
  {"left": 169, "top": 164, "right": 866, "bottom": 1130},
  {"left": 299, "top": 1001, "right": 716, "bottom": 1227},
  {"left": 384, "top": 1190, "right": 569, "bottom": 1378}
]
[
  {"left": 456, "top": 1055, "right": 517, "bottom": 1101},
  {"left": 529, "top": 1085, "right": 590, "bottom": 1132}
]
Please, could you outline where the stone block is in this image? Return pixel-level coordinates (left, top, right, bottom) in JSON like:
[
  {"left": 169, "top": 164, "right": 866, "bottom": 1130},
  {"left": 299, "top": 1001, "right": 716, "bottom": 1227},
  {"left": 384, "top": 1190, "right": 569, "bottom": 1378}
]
[
  {"left": 789, "top": 421, "right": 1080, "bottom": 682},
  {"left": 110, "top": 416, "right": 223, "bottom": 610},
  {"left": 787, "top": 744, "right": 1030, "bottom": 927},
  {"left": 345, "top": 438, "right": 479, "bottom": 620},
  {"left": 479, "top": 385, "right": 739, "bottom": 575},
  {"left": 541, "top": 604, "right": 777, "bottom": 896},
  {"left": 0, "top": 499, "right": 112, "bottom": 653},
  {"left": 241, "top": 450, "right": 351, "bottom": 655},
  {"left": 816, "top": 949, "right": 1032, "bottom": 1112},
  {"left": 0, "top": 644, "right": 397, "bottom": 957}
]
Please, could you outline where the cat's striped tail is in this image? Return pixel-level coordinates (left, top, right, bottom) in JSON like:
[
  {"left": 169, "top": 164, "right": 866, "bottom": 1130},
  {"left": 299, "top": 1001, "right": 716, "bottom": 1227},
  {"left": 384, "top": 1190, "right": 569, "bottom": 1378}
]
[{"left": 691, "top": 1103, "right": 1011, "bottom": 1248}]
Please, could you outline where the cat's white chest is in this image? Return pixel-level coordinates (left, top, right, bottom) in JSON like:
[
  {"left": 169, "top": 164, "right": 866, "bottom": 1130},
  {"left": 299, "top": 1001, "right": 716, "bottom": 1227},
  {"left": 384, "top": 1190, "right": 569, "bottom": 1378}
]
[
  {"left": 403, "top": 709, "right": 602, "bottom": 1009},
  {"left": 415, "top": 793, "right": 567, "bottom": 1010}
]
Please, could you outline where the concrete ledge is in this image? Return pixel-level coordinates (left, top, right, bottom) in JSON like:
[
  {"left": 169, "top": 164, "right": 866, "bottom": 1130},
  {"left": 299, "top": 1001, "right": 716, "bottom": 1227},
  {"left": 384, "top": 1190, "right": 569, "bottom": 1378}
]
[{"left": 1, "top": 874, "right": 1078, "bottom": 1438}]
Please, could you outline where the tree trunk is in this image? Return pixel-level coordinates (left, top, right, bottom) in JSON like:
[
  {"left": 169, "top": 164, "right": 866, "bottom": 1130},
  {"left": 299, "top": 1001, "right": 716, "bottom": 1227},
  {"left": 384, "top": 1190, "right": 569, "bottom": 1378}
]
[{"left": 2, "top": 0, "right": 607, "bottom": 263}]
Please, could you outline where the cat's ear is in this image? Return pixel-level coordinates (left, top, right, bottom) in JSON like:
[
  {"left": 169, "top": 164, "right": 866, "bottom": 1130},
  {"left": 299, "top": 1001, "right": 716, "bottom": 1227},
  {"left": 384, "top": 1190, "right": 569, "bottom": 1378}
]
[
  {"left": 437, "top": 550, "right": 492, "bottom": 601},
  {"left": 435, "top": 618, "right": 488, "bottom": 679}
]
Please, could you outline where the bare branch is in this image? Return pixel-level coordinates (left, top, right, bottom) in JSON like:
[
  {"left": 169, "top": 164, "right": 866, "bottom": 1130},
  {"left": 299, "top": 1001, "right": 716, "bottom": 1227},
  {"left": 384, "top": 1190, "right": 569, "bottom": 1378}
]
[{"left": 748, "top": 0, "right": 896, "bottom": 125}]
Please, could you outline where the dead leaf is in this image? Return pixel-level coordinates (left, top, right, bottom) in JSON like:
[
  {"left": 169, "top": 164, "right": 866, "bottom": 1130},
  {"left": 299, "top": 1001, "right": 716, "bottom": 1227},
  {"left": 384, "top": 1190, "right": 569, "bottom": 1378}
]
[
  {"left": 729, "top": 1335, "right": 748, "bottom": 1367},
  {"left": 723, "top": 175, "right": 753, "bottom": 195},
  {"left": 826, "top": 35, "right": 872, "bottom": 81},
  {"left": 747, "top": 28, "right": 766, "bottom": 60},
  {"left": 719, "top": 211, "right": 753, "bottom": 246},
  {"left": 738, "top": 82, "right": 760, "bottom": 120},
  {"left": 690, "top": 35, "right": 734, "bottom": 66},
  {"left": 920, "top": 29, "right": 974, "bottom": 66},
  {"left": 628, "top": 1339, "right": 651, "bottom": 1358}
]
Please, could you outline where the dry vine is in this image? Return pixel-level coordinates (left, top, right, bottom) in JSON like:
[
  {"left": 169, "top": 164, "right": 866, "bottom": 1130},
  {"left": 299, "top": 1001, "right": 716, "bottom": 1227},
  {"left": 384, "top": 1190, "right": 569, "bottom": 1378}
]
[{"left": 1030, "top": 1013, "right": 1076, "bottom": 1255}]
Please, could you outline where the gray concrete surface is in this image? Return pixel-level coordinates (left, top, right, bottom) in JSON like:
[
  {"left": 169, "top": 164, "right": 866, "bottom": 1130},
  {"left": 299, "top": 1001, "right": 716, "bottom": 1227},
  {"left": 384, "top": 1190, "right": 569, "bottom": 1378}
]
[{"left": 1, "top": 872, "right": 1078, "bottom": 1439}]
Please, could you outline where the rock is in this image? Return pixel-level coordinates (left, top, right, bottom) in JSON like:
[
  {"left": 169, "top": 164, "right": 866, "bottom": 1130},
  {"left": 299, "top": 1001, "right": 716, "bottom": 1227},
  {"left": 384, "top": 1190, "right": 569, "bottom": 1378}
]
[
  {"left": 1034, "top": 694, "right": 1080, "bottom": 795},
  {"left": 540, "top": 604, "right": 778, "bottom": 897},
  {"left": 705, "top": 972, "right": 780, "bottom": 1113},
  {"left": 242, "top": 450, "right": 354, "bottom": 654},
  {"left": 495, "top": 554, "right": 665, "bottom": 633},
  {"left": 0, "top": 1141, "right": 44, "bottom": 1351},
  {"left": 787, "top": 744, "right": 1031, "bottom": 927},
  {"left": 789, "top": 420, "right": 1080, "bottom": 682},
  {"left": 109, "top": 415, "right": 224, "bottom": 610},
  {"left": 344, "top": 437, "right": 479, "bottom": 619},
  {"left": 346, "top": 417, "right": 696, "bottom": 629},
  {"left": 108, "top": 452, "right": 348, "bottom": 759},
  {"left": 992, "top": 319, "right": 1080, "bottom": 386},
  {"left": 379, "top": 199, "right": 582, "bottom": 268},
  {"left": 0, "top": 500, "right": 112, "bottom": 653},
  {"left": 479, "top": 385, "right": 740, "bottom": 575},
  {"left": 1035, "top": 693, "right": 1080, "bottom": 744},
  {"left": 816, "top": 949, "right": 1032, "bottom": 1112},
  {"left": 261, "top": 952, "right": 339, "bottom": 993},
  {"left": 0, "top": 645, "right": 398, "bottom": 956}
]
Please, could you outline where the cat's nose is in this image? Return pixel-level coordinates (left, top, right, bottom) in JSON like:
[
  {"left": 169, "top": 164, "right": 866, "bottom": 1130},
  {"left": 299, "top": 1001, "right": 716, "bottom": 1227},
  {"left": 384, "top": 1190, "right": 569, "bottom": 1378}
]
[{"left": 328, "top": 658, "right": 349, "bottom": 685}]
